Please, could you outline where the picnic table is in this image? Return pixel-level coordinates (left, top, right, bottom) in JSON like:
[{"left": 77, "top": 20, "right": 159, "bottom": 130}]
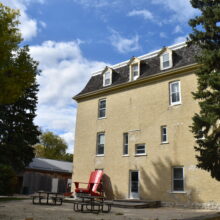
[
  {"left": 73, "top": 194, "right": 112, "bottom": 213},
  {"left": 32, "top": 191, "right": 63, "bottom": 205}
]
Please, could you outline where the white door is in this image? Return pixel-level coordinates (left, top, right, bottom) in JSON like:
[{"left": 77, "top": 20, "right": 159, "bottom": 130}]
[
  {"left": 129, "top": 171, "right": 139, "bottom": 199},
  {"left": 51, "top": 178, "right": 58, "bottom": 193}
]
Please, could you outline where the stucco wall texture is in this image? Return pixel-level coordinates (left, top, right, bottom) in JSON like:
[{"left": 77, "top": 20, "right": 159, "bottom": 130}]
[{"left": 72, "top": 71, "right": 220, "bottom": 207}]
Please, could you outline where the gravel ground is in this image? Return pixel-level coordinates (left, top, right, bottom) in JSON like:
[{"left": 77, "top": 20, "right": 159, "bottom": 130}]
[{"left": 0, "top": 199, "right": 220, "bottom": 220}]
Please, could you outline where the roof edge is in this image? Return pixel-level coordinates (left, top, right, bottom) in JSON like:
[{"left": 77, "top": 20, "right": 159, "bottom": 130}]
[
  {"left": 74, "top": 62, "right": 199, "bottom": 101},
  {"left": 92, "top": 41, "right": 186, "bottom": 76}
]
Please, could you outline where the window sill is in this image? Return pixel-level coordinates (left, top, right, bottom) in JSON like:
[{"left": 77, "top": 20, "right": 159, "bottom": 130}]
[
  {"left": 170, "top": 102, "right": 182, "bottom": 107},
  {"left": 134, "top": 154, "right": 147, "bottom": 157},
  {"left": 161, "top": 142, "right": 169, "bottom": 145},
  {"left": 98, "top": 117, "right": 106, "bottom": 120},
  {"left": 169, "top": 191, "right": 187, "bottom": 194},
  {"left": 103, "top": 83, "right": 111, "bottom": 87},
  {"left": 122, "top": 154, "right": 129, "bottom": 157},
  {"left": 161, "top": 66, "right": 172, "bottom": 71},
  {"left": 96, "top": 154, "right": 104, "bottom": 157}
]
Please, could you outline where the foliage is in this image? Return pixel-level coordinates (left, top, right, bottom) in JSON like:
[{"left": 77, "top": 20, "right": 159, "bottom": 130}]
[
  {"left": 0, "top": 165, "right": 17, "bottom": 195},
  {"left": 34, "top": 131, "right": 73, "bottom": 162},
  {"left": 0, "top": 3, "right": 35, "bottom": 104},
  {"left": 0, "top": 2, "right": 40, "bottom": 176},
  {"left": 188, "top": 0, "right": 220, "bottom": 180}
]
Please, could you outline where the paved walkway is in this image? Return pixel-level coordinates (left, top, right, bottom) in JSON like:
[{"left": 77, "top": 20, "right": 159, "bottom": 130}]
[{"left": 0, "top": 199, "right": 219, "bottom": 220}]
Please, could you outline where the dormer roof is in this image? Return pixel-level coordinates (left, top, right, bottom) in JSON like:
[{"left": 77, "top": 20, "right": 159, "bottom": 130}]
[
  {"left": 74, "top": 43, "right": 200, "bottom": 100},
  {"left": 158, "top": 47, "right": 173, "bottom": 56},
  {"left": 127, "top": 57, "right": 141, "bottom": 65},
  {"left": 101, "top": 66, "right": 114, "bottom": 75}
]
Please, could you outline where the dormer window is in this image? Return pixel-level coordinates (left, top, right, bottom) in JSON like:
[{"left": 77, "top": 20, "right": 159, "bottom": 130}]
[
  {"left": 159, "top": 47, "right": 173, "bottom": 70},
  {"left": 131, "top": 64, "right": 139, "bottom": 80},
  {"left": 162, "top": 53, "right": 170, "bottom": 69},
  {"left": 102, "top": 67, "right": 113, "bottom": 87},
  {"left": 104, "top": 71, "right": 111, "bottom": 86},
  {"left": 128, "top": 57, "right": 141, "bottom": 81}
]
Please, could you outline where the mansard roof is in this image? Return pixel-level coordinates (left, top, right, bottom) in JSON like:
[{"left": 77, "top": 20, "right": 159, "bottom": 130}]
[{"left": 74, "top": 43, "right": 200, "bottom": 100}]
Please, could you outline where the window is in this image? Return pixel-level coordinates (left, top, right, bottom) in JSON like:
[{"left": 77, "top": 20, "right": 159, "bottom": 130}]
[
  {"left": 135, "top": 144, "right": 146, "bottom": 155},
  {"left": 131, "top": 64, "right": 139, "bottom": 81},
  {"left": 161, "top": 126, "right": 168, "bottom": 143},
  {"left": 103, "top": 71, "right": 111, "bottom": 86},
  {"left": 123, "top": 133, "right": 129, "bottom": 155},
  {"left": 96, "top": 133, "right": 105, "bottom": 155},
  {"left": 172, "top": 167, "right": 184, "bottom": 192},
  {"left": 169, "top": 81, "right": 181, "bottom": 105},
  {"left": 160, "top": 49, "right": 173, "bottom": 70},
  {"left": 162, "top": 53, "right": 170, "bottom": 69},
  {"left": 98, "top": 99, "right": 106, "bottom": 118}
]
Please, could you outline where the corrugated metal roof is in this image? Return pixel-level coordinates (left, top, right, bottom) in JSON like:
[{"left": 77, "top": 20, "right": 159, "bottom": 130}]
[{"left": 26, "top": 158, "right": 73, "bottom": 173}]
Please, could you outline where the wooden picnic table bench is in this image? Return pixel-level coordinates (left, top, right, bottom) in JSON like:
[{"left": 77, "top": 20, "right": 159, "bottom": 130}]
[
  {"left": 73, "top": 195, "right": 112, "bottom": 214},
  {"left": 32, "top": 191, "right": 63, "bottom": 205}
]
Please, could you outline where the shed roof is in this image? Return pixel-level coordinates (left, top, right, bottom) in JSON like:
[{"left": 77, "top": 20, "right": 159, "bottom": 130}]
[{"left": 26, "top": 158, "right": 73, "bottom": 174}]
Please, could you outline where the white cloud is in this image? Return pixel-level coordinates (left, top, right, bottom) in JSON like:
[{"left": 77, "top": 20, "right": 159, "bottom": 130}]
[
  {"left": 151, "top": 0, "right": 197, "bottom": 22},
  {"left": 40, "top": 21, "right": 47, "bottom": 28},
  {"left": 128, "top": 9, "right": 154, "bottom": 20},
  {"left": 174, "top": 35, "right": 188, "bottom": 44},
  {"left": 173, "top": 25, "right": 183, "bottom": 34},
  {"left": 159, "top": 32, "right": 167, "bottom": 38},
  {"left": 60, "top": 132, "right": 74, "bottom": 153},
  {"left": 30, "top": 40, "right": 108, "bottom": 152},
  {"left": 110, "top": 30, "right": 140, "bottom": 54},
  {"left": 1, "top": 0, "right": 45, "bottom": 41},
  {"left": 72, "top": 0, "right": 110, "bottom": 8}
]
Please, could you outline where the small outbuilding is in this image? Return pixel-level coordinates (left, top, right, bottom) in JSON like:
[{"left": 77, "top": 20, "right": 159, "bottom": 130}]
[{"left": 20, "top": 158, "right": 73, "bottom": 195}]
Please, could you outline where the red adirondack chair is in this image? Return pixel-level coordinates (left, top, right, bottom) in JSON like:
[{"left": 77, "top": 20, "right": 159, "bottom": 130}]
[{"left": 74, "top": 170, "right": 103, "bottom": 196}]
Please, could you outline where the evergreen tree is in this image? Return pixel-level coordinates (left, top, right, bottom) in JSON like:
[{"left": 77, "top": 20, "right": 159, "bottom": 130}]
[
  {"left": 0, "top": 2, "right": 41, "bottom": 174},
  {"left": 188, "top": 0, "right": 220, "bottom": 180},
  {"left": 0, "top": 46, "right": 40, "bottom": 172}
]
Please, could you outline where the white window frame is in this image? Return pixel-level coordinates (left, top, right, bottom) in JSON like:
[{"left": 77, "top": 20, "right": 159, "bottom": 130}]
[
  {"left": 103, "top": 71, "right": 112, "bottom": 87},
  {"left": 135, "top": 144, "right": 146, "bottom": 156},
  {"left": 123, "top": 133, "right": 129, "bottom": 156},
  {"left": 160, "top": 50, "right": 173, "bottom": 70},
  {"left": 169, "top": 81, "right": 181, "bottom": 106},
  {"left": 98, "top": 99, "right": 106, "bottom": 119},
  {"left": 131, "top": 63, "right": 139, "bottom": 81},
  {"left": 172, "top": 167, "right": 184, "bottom": 192},
  {"left": 96, "top": 132, "right": 105, "bottom": 156},
  {"left": 161, "top": 125, "right": 168, "bottom": 144}
]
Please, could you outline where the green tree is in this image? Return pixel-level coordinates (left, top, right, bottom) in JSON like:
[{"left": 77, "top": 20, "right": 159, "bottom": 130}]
[
  {"left": 0, "top": 52, "right": 40, "bottom": 172},
  {"left": 34, "top": 132, "right": 73, "bottom": 162},
  {"left": 0, "top": 2, "right": 40, "bottom": 186},
  {"left": 188, "top": 0, "right": 220, "bottom": 181},
  {"left": 0, "top": 165, "right": 17, "bottom": 195},
  {"left": 0, "top": 3, "right": 34, "bottom": 104}
]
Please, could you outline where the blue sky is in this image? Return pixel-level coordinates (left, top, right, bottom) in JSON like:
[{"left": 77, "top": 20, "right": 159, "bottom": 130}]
[{"left": 2, "top": 0, "right": 198, "bottom": 152}]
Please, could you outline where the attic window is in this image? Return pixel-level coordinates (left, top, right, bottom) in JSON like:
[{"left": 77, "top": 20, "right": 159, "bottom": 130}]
[
  {"left": 131, "top": 64, "right": 139, "bottom": 80},
  {"left": 103, "top": 69, "right": 112, "bottom": 87},
  {"left": 160, "top": 49, "right": 173, "bottom": 70},
  {"left": 162, "top": 53, "right": 170, "bottom": 68}
]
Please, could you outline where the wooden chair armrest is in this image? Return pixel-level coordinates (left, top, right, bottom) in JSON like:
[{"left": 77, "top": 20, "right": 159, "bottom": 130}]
[{"left": 74, "top": 182, "right": 89, "bottom": 184}]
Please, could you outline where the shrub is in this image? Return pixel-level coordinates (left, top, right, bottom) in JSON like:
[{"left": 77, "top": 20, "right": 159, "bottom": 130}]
[{"left": 0, "top": 164, "right": 17, "bottom": 195}]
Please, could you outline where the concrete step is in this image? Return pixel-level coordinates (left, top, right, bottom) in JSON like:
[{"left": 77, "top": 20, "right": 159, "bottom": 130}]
[{"left": 111, "top": 200, "right": 161, "bottom": 209}]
